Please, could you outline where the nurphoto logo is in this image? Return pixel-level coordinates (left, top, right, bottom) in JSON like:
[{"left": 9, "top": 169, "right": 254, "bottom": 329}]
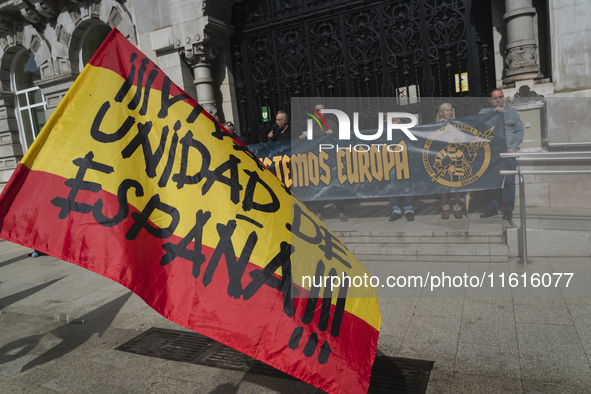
[{"left": 303, "top": 109, "right": 418, "bottom": 141}]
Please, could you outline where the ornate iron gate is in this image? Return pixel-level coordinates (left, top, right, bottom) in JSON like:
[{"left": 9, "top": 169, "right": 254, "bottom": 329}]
[{"left": 230, "top": 0, "right": 495, "bottom": 143}]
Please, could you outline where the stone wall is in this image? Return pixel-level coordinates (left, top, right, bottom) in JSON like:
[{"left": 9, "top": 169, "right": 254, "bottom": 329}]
[
  {"left": 549, "top": 0, "right": 591, "bottom": 94},
  {"left": 504, "top": 84, "right": 591, "bottom": 209},
  {"left": 0, "top": 0, "right": 138, "bottom": 192}
]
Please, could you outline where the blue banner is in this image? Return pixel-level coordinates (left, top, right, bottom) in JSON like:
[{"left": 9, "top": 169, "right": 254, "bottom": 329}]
[{"left": 248, "top": 112, "right": 507, "bottom": 201}]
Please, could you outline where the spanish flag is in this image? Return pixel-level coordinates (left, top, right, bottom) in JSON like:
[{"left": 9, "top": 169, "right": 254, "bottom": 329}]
[{"left": 0, "top": 29, "right": 380, "bottom": 393}]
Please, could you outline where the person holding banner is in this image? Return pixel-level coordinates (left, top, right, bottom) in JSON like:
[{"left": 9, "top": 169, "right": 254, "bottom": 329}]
[
  {"left": 299, "top": 103, "right": 338, "bottom": 140},
  {"left": 224, "top": 121, "right": 247, "bottom": 145},
  {"left": 300, "top": 104, "right": 348, "bottom": 222},
  {"left": 268, "top": 110, "right": 292, "bottom": 141},
  {"left": 436, "top": 102, "right": 463, "bottom": 219},
  {"left": 479, "top": 89, "right": 524, "bottom": 220},
  {"left": 315, "top": 203, "right": 348, "bottom": 222},
  {"left": 389, "top": 196, "right": 414, "bottom": 222}
]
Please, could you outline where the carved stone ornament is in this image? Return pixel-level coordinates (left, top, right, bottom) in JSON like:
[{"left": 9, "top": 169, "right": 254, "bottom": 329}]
[
  {"left": 202, "top": 103, "right": 218, "bottom": 120},
  {"left": 35, "top": 0, "right": 59, "bottom": 19},
  {"left": 0, "top": 16, "right": 14, "bottom": 34},
  {"left": 507, "top": 84, "right": 544, "bottom": 105},
  {"left": 180, "top": 43, "right": 218, "bottom": 67},
  {"left": 505, "top": 44, "right": 539, "bottom": 75},
  {"left": 0, "top": 28, "right": 24, "bottom": 50},
  {"left": 15, "top": 0, "right": 59, "bottom": 26},
  {"left": 20, "top": 5, "right": 43, "bottom": 25},
  {"left": 67, "top": 0, "right": 102, "bottom": 4}
]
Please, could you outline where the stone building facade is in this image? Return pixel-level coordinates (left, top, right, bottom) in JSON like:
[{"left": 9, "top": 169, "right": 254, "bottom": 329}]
[{"left": 0, "top": 0, "right": 589, "bottom": 207}]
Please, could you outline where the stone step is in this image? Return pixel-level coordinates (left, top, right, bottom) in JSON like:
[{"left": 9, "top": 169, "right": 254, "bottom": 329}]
[
  {"left": 315, "top": 199, "right": 511, "bottom": 262},
  {"left": 345, "top": 242, "right": 509, "bottom": 263},
  {"left": 325, "top": 211, "right": 507, "bottom": 244},
  {"left": 335, "top": 233, "right": 506, "bottom": 245}
]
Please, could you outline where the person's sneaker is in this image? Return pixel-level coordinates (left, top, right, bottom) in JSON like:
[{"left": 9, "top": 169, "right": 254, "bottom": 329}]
[
  {"left": 316, "top": 213, "right": 325, "bottom": 220},
  {"left": 405, "top": 212, "right": 415, "bottom": 222},
  {"left": 453, "top": 208, "right": 463, "bottom": 219},
  {"left": 441, "top": 209, "right": 450, "bottom": 220},
  {"left": 389, "top": 212, "right": 402, "bottom": 222},
  {"left": 502, "top": 210, "right": 513, "bottom": 220},
  {"left": 480, "top": 208, "right": 498, "bottom": 218},
  {"left": 338, "top": 213, "right": 348, "bottom": 222},
  {"left": 28, "top": 250, "right": 47, "bottom": 257}
]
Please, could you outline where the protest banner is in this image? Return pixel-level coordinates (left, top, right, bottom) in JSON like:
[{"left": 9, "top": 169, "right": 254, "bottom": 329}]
[
  {"left": 0, "top": 29, "right": 380, "bottom": 394},
  {"left": 249, "top": 113, "right": 506, "bottom": 201}
]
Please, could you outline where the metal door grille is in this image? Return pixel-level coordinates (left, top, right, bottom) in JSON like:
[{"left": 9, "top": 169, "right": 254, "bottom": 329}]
[{"left": 230, "top": 0, "right": 495, "bottom": 142}]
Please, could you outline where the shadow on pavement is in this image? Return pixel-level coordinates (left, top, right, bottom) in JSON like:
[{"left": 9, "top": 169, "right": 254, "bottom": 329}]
[
  {"left": 0, "top": 253, "right": 30, "bottom": 269},
  {"left": 0, "top": 291, "right": 132, "bottom": 372},
  {"left": 0, "top": 277, "right": 64, "bottom": 309},
  {"left": 209, "top": 383, "right": 240, "bottom": 393}
]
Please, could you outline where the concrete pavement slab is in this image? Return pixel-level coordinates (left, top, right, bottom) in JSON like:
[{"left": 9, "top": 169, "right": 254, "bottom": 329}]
[
  {"left": 425, "top": 367, "right": 454, "bottom": 394},
  {"left": 454, "top": 342, "right": 520, "bottom": 380},
  {"left": 450, "top": 374, "right": 523, "bottom": 393},
  {"left": 516, "top": 323, "right": 591, "bottom": 387},
  {"left": 459, "top": 300, "right": 517, "bottom": 349},
  {"left": 564, "top": 302, "right": 591, "bottom": 356},
  {"left": 522, "top": 379, "right": 591, "bottom": 393},
  {"left": 513, "top": 298, "right": 574, "bottom": 325},
  {"left": 399, "top": 315, "right": 461, "bottom": 368},
  {"left": 377, "top": 297, "right": 417, "bottom": 356},
  {"left": 414, "top": 298, "right": 465, "bottom": 318}
]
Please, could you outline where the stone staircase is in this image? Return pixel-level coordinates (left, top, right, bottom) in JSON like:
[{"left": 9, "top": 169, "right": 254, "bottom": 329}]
[
  {"left": 321, "top": 198, "right": 509, "bottom": 263},
  {"left": 332, "top": 224, "right": 507, "bottom": 263}
]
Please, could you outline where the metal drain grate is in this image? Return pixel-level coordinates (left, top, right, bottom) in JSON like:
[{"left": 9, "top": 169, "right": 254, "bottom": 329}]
[
  {"left": 369, "top": 354, "right": 433, "bottom": 393},
  {"left": 116, "top": 327, "right": 433, "bottom": 393}
]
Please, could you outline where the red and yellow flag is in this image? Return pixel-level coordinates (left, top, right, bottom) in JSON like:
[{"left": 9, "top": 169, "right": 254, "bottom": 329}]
[{"left": 0, "top": 29, "right": 380, "bottom": 393}]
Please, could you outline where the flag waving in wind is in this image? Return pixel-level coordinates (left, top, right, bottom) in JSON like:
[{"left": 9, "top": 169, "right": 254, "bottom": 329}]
[{"left": 0, "top": 30, "right": 380, "bottom": 393}]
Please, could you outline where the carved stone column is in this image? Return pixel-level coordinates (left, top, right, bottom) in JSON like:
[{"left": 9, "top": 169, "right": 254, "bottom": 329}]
[
  {"left": 180, "top": 43, "right": 219, "bottom": 120},
  {"left": 503, "top": 0, "right": 541, "bottom": 83}
]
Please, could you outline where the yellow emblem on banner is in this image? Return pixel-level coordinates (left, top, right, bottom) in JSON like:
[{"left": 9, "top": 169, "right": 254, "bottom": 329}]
[{"left": 422, "top": 123, "right": 495, "bottom": 188}]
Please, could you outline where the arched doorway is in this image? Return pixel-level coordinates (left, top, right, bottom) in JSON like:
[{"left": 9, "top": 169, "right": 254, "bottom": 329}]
[
  {"left": 70, "top": 21, "right": 113, "bottom": 73},
  {"left": 230, "top": 0, "right": 495, "bottom": 143},
  {"left": 79, "top": 24, "right": 112, "bottom": 69}
]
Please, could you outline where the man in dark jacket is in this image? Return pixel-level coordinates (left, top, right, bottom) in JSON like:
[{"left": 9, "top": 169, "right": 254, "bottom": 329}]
[{"left": 268, "top": 111, "right": 291, "bottom": 141}]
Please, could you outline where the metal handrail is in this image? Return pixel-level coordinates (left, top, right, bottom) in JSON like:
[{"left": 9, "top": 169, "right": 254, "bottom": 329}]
[
  {"left": 502, "top": 157, "right": 591, "bottom": 162},
  {"left": 502, "top": 170, "right": 591, "bottom": 175},
  {"left": 501, "top": 151, "right": 591, "bottom": 157},
  {"left": 499, "top": 150, "right": 591, "bottom": 264},
  {"left": 548, "top": 142, "right": 591, "bottom": 149}
]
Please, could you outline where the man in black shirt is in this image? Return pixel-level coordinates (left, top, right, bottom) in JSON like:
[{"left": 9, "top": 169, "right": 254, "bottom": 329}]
[{"left": 268, "top": 110, "right": 291, "bottom": 141}]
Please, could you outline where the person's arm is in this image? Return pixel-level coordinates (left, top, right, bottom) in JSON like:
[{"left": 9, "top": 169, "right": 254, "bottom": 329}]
[
  {"left": 507, "top": 108, "right": 524, "bottom": 152},
  {"left": 268, "top": 124, "right": 278, "bottom": 142},
  {"left": 325, "top": 119, "right": 338, "bottom": 136}
]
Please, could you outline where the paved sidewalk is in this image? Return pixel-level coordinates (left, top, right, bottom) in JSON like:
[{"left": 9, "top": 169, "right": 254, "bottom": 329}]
[{"left": 1, "top": 206, "right": 591, "bottom": 393}]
